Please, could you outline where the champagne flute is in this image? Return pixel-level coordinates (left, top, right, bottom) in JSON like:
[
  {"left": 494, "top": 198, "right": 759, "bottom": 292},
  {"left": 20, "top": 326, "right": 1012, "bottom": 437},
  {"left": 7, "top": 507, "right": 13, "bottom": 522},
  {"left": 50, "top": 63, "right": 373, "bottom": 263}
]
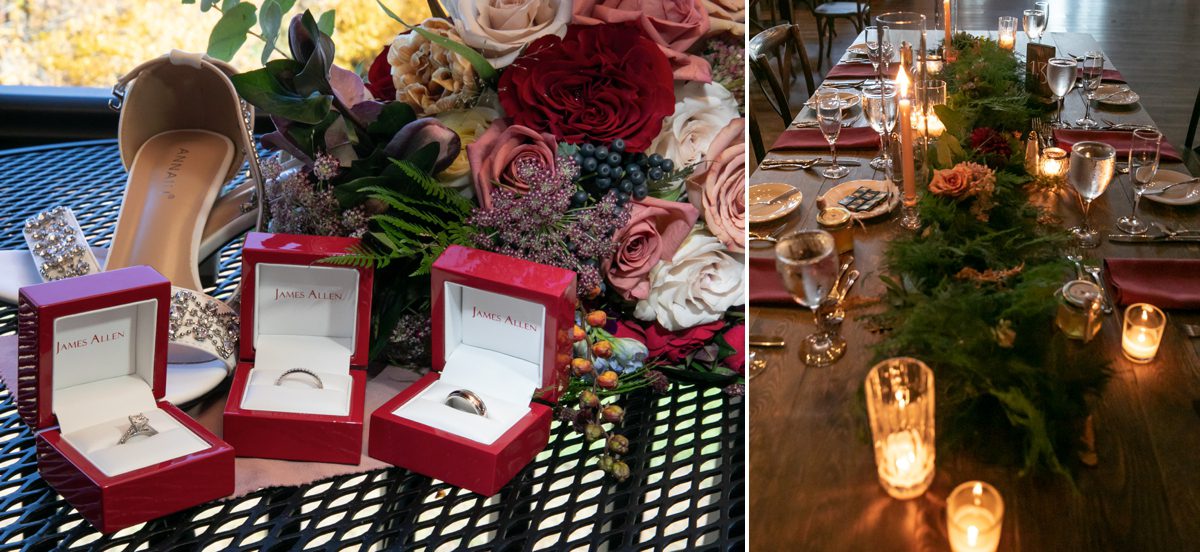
[
  {"left": 1116, "top": 129, "right": 1163, "bottom": 235},
  {"left": 1023, "top": 8, "right": 1046, "bottom": 44},
  {"left": 1067, "top": 141, "right": 1116, "bottom": 248},
  {"left": 816, "top": 91, "right": 850, "bottom": 179},
  {"left": 862, "top": 82, "right": 898, "bottom": 170},
  {"left": 1037, "top": 1, "right": 1050, "bottom": 31},
  {"left": 1045, "top": 57, "right": 1077, "bottom": 128},
  {"left": 1076, "top": 52, "right": 1105, "bottom": 129},
  {"left": 775, "top": 231, "right": 846, "bottom": 367},
  {"left": 865, "top": 26, "right": 892, "bottom": 75}
]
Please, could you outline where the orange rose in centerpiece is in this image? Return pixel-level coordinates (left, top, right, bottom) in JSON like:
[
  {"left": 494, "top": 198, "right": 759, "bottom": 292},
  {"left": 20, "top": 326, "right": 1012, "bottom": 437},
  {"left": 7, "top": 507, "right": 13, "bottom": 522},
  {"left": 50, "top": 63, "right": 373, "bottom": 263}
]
[{"left": 928, "top": 165, "right": 972, "bottom": 198}]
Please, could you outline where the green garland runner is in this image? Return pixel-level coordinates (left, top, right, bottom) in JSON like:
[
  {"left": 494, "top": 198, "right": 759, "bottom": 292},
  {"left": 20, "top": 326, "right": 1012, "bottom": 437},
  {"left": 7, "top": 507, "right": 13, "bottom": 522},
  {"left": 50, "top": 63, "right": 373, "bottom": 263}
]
[{"left": 871, "top": 35, "right": 1111, "bottom": 479}]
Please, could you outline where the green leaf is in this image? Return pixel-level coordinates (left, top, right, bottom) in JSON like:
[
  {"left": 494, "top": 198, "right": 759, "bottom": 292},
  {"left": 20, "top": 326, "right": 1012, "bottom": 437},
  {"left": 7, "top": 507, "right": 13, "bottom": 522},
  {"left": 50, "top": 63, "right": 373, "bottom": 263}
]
[
  {"left": 221, "top": 0, "right": 240, "bottom": 10},
  {"left": 207, "top": 2, "right": 257, "bottom": 62},
  {"left": 258, "top": 0, "right": 284, "bottom": 64},
  {"left": 367, "top": 101, "right": 417, "bottom": 138},
  {"left": 200, "top": 0, "right": 217, "bottom": 12},
  {"left": 293, "top": 10, "right": 335, "bottom": 96},
  {"left": 317, "top": 10, "right": 336, "bottom": 36},
  {"left": 375, "top": 0, "right": 497, "bottom": 83},
  {"left": 278, "top": 0, "right": 296, "bottom": 10},
  {"left": 230, "top": 64, "right": 332, "bottom": 124}
]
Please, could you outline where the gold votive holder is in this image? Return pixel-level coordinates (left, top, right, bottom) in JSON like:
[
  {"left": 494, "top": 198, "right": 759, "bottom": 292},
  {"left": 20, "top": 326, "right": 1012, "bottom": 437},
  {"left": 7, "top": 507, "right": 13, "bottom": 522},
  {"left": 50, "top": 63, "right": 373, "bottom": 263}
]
[
  {"left": 1040, "top": 146, "right": 1068, "bottom": 178},
  {"left": 947, "top": 481, "right": 1004, "bottom": 552},
  {"left": 1122, "top": 303, "right": 1166, "bottom": 363},
  {"left": 865, "top": 357, "right": 935, "bottom": 500}
]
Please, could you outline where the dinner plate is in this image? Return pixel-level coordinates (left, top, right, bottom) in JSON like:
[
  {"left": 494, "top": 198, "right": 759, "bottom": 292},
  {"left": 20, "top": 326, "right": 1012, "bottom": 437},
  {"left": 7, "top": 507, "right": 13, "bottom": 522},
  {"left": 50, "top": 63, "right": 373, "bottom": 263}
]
[
  {"left": 847, "top": 43, "right": 870, "bottom": 55},
  {"left": 1143, "top": 170, "right": 1200, "bottom": 206},
  {"left": 1094, "top": 83, "right": 1139, "bottom": 107},
  {"left": 749, "top": 183, "right": 803, "bottom": 224},
  {"left": 819, "top": 179, "right": 899, "bottom": 220}
]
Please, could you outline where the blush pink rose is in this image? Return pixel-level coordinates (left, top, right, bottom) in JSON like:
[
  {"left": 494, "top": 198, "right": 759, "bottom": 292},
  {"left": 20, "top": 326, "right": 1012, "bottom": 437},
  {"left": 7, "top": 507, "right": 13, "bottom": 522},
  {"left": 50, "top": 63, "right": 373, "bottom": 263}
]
[
  {"left": 614, "top": 319, "right": 725, "bottom": 363},
  {"left": 929, "top": 165, "right": 971, "bottom": 198},
  {"left": 688, "top": 119, "right": 745, "bottom": 252},
  {"left": 466, "top": 119, "right": 559, "bottom": 209},
  {"left": 573, "top": 0, "right": 712, "bottom": 82},
  {"left": 603, "top": 196, "right": 700, "bottom": 301}
]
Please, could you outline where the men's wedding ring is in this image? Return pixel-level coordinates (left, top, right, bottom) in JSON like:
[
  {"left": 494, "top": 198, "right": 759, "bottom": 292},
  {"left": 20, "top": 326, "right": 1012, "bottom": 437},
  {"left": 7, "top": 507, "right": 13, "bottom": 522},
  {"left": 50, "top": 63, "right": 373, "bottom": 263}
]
[
  {"left": 275, "top": 368, "right": 324, "bottom": 389},
  {"left": 118, "top": 413, "right": 158, "bottom": 445},
  {"left": 445, "top": 389, "right": 487, "bottom": 417}
]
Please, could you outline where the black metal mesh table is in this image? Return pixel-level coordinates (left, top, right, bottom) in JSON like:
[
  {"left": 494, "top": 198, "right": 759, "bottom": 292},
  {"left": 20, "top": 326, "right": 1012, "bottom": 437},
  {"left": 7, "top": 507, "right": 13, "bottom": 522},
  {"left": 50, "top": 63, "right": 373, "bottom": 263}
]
[{"left": 0, "top": 141, "right": 745, "bottom": 551}]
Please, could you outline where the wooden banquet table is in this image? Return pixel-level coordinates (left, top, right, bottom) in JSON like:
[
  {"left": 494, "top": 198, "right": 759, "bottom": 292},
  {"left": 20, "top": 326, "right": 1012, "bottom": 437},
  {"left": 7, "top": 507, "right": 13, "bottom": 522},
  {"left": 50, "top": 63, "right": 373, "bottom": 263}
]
[{"left": 749, "top": 32, "right": 1200, "bottom": 550}]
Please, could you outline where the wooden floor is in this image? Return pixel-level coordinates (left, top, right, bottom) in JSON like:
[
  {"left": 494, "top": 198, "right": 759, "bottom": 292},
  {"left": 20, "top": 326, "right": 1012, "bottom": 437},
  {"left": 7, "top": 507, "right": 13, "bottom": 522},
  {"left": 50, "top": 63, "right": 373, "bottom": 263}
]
[{"left": 750, "top": 0, "right": 1200, "bottom": 166}]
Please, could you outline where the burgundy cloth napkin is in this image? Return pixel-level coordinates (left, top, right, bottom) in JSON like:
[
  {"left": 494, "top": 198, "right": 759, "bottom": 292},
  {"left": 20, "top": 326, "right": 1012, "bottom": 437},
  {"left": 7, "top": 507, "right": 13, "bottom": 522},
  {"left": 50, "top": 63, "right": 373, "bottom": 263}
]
[
  {"left": 770, "top": 127, "right": 881, "bottom": 152},
  {"left": 825, "top": 62, "right": 896, "bottom": 79},
  {"left": 748, "top": 254, "right": 794, "bottom": 305},
  {"left": 1052, "top": 129, "right": 1183, "bottom": 163},
  {"left": 1104, "top": 258, "right": 1200, "bottom": 309},
  {"left": 1077, "top": 68, "right": 1125, "bottom": 83}
]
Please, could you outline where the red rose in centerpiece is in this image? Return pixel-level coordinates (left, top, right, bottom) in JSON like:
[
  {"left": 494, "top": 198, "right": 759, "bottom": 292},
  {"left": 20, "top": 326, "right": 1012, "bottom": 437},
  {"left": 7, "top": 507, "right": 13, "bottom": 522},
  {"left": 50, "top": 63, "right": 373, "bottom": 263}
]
[
  {"left": 498, "top": 23, "right": 675, "bottom": 152},
  {"left": 720, "top": 324, "right": 745, "bottom": 373},
  {"left": 365, "top": 46, "right": 395, "bottom": 101},
  {"left": 573, "top": 0, "right": 712, "bottom": 82},
  {"left": 615, "top": 319, "right": 725, "bottom": 363}
]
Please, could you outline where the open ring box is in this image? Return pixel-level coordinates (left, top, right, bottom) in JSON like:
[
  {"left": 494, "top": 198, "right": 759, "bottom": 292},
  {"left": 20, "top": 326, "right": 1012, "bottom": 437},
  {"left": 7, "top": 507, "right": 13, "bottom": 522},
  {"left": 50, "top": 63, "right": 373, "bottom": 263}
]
[
  {"left": 369, "top": 245, "right": 576, "bottom": 496},
  {"left": 223, "top": 232, "right": 373, "bottom": 464},
  {"left": 17, "top": 266, "right": 235, "bottom": 533}
]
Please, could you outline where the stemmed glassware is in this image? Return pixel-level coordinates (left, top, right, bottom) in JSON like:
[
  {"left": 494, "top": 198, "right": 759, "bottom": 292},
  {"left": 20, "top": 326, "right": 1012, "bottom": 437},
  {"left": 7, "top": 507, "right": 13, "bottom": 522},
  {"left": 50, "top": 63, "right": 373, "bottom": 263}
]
[
  {"left": 815, "top": 90, "right": 850, "bottom": 179},
  {"left": 1076, "top": 52, "right": 1105, "bottom": 129},
  {"left": 775, "top": 231, "right": 846, "bottom": 367},
  {"left": 1045, "top": 57, "right": 1077, "bottom": 128},
  {"left": 862, "top": 82, "right": 898, "bottom": 170},
  {"left": 1116, "top": 129, "right": 1163, "bottom": 235},
  {"left": 864, "top": 26, "right": 893, "bottom": 76},
  {"left": 1023, "top": 8, "right": 1046, "bottom": 44},
  {"left": 1067, "top": 141, "right": 1116, "bottom": 248}
]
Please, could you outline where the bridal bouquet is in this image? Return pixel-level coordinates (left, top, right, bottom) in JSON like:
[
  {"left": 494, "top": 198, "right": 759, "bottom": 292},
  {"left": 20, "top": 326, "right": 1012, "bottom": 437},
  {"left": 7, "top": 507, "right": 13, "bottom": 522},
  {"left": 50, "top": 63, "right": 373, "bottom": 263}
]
[{"left": 187, "top": 0, "right": 745, "bottom": 479}]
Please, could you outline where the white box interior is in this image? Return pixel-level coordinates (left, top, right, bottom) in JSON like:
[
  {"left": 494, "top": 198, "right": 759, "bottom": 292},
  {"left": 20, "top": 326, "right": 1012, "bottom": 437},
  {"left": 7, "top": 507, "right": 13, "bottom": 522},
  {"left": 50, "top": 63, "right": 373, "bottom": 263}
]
[
  {"left": 393, "top": 283, "right": 546, "bottom": 445},
  {"left": 240, "top": 263, "right": 359, "bottom": 416},
  {"left": 53, "top": 300, "right": 209, "bottom": 477}
]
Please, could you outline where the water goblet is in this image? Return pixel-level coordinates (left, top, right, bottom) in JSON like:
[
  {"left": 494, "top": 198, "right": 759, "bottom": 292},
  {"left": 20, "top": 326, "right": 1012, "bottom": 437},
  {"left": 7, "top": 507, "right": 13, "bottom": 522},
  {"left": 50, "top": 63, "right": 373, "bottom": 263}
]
[
  {"left": 1023, "top": 8, "right": 1046, "bottom": 44},
  {"left": 1045, "top": 57, "right": 1077, "bottom": 128},
  {"left": 1116, "top": 129, "right": 1163, "bottom": 235},
  {"left": 816, "top": 91, "right": 851, "bottom": 179},
  {"left": 1075, "top": 52, "right": 1105, "bottom": 129},
  {"left": 775, "top": 231, "right": 846, "bottom": 367},
  {"left": 1067, "top": 141, "right": 1116, "bottom": 248},
  {"left": 862, "top": 82, "right": 898, "bottom": 170}
]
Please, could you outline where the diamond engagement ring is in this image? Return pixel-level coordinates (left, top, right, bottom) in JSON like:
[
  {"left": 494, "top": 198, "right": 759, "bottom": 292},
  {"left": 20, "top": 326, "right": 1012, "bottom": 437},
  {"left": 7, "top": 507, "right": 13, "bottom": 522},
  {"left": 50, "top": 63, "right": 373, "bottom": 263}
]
[
  {"left": 275, "top": 368, "right": 324, "bottom": 389},
  {"left": 445, "top": 389, "right": 487, "bottom": 417},
  {"left": 118, "top": 413, "right": 159, "bottom": 445}
]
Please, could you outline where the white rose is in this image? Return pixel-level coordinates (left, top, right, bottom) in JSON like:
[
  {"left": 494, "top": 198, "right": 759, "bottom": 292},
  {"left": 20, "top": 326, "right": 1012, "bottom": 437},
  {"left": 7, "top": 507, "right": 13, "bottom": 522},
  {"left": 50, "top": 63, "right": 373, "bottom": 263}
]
[
  {"left": 634, "top": 229, "right": 745, "bottom": 331},
  {"left": 434, "top": 107, "right": 500, "bottom": 196},
  {"left": 443, "top": 0, "right": 573, "bottom": 69},
  {"left": 649, "top": 81, "right": 740, "bottom": 169}
]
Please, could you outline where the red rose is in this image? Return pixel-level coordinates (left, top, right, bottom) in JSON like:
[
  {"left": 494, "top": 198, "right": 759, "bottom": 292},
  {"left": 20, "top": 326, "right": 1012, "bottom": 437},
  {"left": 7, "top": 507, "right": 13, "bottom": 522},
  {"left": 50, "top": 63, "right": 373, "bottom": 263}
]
[
  {"left": 365, "top": 46, "right": 395, "bottom": 101},
  {"left": 498, "top": 23, "right": 675, "bottom": 152},
  {"left": 615, "top": 319, "right": 725, "bottom": 363},
  {"left": 719, "top": 324, "right": 745, "bottom": 373}
]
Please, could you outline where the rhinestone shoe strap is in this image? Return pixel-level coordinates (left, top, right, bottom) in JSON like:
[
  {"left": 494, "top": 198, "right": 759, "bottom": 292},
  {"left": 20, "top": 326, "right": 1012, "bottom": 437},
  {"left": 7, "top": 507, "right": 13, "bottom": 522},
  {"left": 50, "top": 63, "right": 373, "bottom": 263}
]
[
  {"left": 22, "top": 207, "right": 101, "bottom": 281},
  {"left": 169, "top": 287, "right": 238, "bottom": 374}
]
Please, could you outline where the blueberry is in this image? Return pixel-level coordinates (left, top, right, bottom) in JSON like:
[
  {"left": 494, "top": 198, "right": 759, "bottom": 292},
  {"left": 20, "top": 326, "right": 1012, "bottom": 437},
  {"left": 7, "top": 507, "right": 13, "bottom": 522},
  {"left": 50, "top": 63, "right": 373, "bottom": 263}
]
[
  {"left": 613, "top": 167, "right": 625, "bottom": 179},
  {"left": 571, "top": 190, "right": 589, "bottom": 206},
  {"left": 617, "top": 191, "right": 631, "bottom": 204},
  {"left": 648, "top": 167, "right": 664, "bottom": 181},
  {"left": 595, "top": 146, "right": 609, "bottom": 159},
  {"left": 619, "top": 179, "right": 634, "bottom": 193},
  {"left": 661, "top": 159, "right": 675, "bottom": 172},
  {"left": 611, "top": 139, "right": 626, "bottom": 152},
  {"left": 572, "top": 152, "right": 584, "bottom": 165},
  {"left": 633, "top": 184, "right": 649, "bottom": 199},
  {"left": 595, "top": 177, "right": 612, "bottom": 190},
  {"left": 607, "top": 152, "right": 623, "bottom": 166},
  {"left": 582, "top": 157, "right": 598, "bottom": 172},
  {"left": 625, "top": 163, "right": 641, "bottom": 175},
  {"left": 632, "top": 152, "right": 647, "bottom": 164},
  {"left": 629, "top": 171, "right": 645, "bottom": 185},
  {"left": 648, "top": 153, "right": 664, "bottom": 167},
  {"left": 581, "top": 143, "right": 595, "bottom": 156},
  {"left": 598, "top": 163, "right": 612, "bottom": 177}
]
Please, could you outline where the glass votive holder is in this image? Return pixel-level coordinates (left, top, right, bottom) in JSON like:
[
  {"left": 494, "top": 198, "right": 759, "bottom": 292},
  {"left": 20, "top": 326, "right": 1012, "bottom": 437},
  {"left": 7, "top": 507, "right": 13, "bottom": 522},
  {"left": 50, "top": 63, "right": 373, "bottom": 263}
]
[
  {"left": 915, "top": 80, "right": 948, "bottom": 138},
  {"left": 998, "top": 16, "right": 1017, "bottom": 50},
  {"left": 1040, "top": 146, "right": 1068, "bottom": 178},
  {"left": 865, "top": 357, "right": 935, "bottom": 500},
  {"left": 947, "top": 481, "right": 1004, "bottom": 552},
  {"left": 1122, "top": 303, "right": 1166, "bottom": 363}
]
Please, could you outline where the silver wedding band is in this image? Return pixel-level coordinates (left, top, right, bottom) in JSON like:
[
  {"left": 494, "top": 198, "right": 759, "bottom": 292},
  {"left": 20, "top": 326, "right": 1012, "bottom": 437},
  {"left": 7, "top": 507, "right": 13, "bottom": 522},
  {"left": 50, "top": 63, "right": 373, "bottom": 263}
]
[
  {"left": 118, "top": 413, "right": 158, "bottom": 445},
  {"left": 445, "top": 389, "right": 487, "bottom": 417},
  {"left": 275, "top": 368, "right": 324, "bottom": 389}
]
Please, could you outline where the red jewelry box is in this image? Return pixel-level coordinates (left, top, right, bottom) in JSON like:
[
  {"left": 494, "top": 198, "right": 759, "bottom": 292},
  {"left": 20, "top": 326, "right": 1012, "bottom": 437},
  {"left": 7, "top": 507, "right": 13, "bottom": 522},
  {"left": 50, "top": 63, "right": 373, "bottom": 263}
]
[
  {"left": 368, "top": 245, "right": 576, "bottom": 496},
  {"left": 17, "top": 266, "right": 234, "bottom": 533},
  {"left": 223, "top": 232, "right": 373, "bottom": 464}
]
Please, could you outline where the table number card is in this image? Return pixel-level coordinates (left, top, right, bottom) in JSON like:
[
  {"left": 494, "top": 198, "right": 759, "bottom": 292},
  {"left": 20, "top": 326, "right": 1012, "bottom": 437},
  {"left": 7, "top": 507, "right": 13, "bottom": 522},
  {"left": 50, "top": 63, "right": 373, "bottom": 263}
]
[{"left": 1025, "top": 43, "right": 1056, "bottom": 97}]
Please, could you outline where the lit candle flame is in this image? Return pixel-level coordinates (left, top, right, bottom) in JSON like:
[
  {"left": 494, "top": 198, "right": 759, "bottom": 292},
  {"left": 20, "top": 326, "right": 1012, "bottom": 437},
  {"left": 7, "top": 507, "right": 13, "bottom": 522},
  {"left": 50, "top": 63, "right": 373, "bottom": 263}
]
[
  {"left": 967, "top": 525, "right": 979, "bottom": 547},
  {"left": 973, "top": 482, "right": 983, "bottom": 496}
]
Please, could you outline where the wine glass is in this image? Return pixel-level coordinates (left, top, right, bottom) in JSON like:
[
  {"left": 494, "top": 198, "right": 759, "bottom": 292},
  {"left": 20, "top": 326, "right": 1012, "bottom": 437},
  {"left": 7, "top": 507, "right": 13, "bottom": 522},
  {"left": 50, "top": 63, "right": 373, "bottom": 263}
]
[
  {"left": 862, "top": 82, "right": 898, "bottom": 170},
  {"left": 775, "top": 231, "right": 846, "bottom": 367},
  {"left": 816, "top": 91, "right": 850, "bottom": 179},
  {"left": 1067, "top": 141, "right": 1116, "bottom": 248},
  {"left": 865, "top": 26, "right": 892, "bottom": 75},
  {"left": 1045, "top": 57, "right": 1077, "bottom": 128},
  {"left": 1023, "top": 8, "right": 1046, "bottom": 44},
  {"left": 1037, "top": 1, "right": 1050, "bottom": 30},
  {"left": 1116, "top": 129, "right": 1163, "bottom": 235},
  {"left": 1075, "top": 52, "right": 1105, "bottom": 129}
]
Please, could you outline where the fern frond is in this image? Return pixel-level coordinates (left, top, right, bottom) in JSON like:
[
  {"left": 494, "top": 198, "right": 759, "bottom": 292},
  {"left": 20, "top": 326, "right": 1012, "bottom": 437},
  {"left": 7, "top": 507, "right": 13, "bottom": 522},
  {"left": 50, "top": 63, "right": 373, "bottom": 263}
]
[{"left": 392, "top": 160, "right": 473, "bottom": 214}]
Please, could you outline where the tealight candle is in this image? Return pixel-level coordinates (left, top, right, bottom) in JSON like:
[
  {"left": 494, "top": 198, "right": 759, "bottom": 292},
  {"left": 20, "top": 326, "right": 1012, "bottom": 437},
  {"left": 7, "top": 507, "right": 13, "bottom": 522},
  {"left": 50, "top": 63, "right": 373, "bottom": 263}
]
[
  {"left": 914, "top": 113, "right": 946, "bottom": 138},
  {"left": 947, "top": 481, "right": 1004, "bottom": 552},
  {"left": 998, "top": 16, "right": 1017, "bottom": 51},
  {"left": 865, "top": 357, "right": 935, "bottom": 500},
  {"left": 1122, "top": 303, "right": 1166, "bottom": 363},
  {"left": 1040, "top": 147, "right": 1068, "bottom": 178}
]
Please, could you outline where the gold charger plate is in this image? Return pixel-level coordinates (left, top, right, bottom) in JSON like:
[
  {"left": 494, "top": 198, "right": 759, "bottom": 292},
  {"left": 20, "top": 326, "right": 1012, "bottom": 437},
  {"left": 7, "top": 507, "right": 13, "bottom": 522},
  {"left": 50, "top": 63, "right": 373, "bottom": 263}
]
[
  {"left": 819, "top": 179, "right": 899, "bottom": 220},
  {"left": 749, "top": 183, "right": 803, "bottom": 224}
]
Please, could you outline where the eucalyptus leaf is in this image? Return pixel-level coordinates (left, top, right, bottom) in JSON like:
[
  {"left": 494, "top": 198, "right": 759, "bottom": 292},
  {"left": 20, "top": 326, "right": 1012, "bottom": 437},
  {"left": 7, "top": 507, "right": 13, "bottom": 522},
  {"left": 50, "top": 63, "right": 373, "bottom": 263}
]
[
  {"left": 278, "top": 0, "right": 296, "bottom": 11},
  {"left": 375, "top": 0, "right": 497, "bottom": 83},
  {"left": 200, "top": 0, "right": 217, "bottom": 11},
  {"left": 317, "top": 10, "right": 336, "bottom": 36},
  {"left": 230, "top": 65, "right": 332, "bottom": 124},
  {"left": 206, "top": 2, "right": 257, "bottom": 61},
  {"left": 221, "top": 0, "right": 240, "bottom": 10},
  {"left": 259, "top": 0, "right": 284, "bottom": 64}
]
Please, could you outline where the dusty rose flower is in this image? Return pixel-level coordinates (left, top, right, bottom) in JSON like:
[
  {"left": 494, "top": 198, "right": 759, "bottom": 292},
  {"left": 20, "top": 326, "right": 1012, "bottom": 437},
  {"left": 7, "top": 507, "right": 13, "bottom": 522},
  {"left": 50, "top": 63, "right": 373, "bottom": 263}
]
[
  {"left": 929, "top": 166, "right": 972, "bottom": 198},
  {"left": 387, "top": 18, "right": 481, "bottom": 116},
  {"left": 573, "top": 0, "right": 712, "bottom": 82},
  {"left": 444, "top": 0, "right": 573, "bottom": 69},
  {"left": 603, "top": 196, "right": 700, "bottom": 301},
  {"left": 466, "top": 119, "right": 559, "bottom": 209},
  {"left": 688, "top": 119, "right": 745, "bottom": 252},
  {"left": 703, "top": 0, "right": 745, "bottom": 37}
]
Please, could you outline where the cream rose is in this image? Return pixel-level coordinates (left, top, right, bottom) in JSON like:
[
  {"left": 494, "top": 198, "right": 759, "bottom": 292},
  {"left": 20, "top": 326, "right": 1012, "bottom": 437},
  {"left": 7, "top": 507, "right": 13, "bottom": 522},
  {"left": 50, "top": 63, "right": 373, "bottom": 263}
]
[
  {"left": 388, "top": 18, "right": 480, "bottom": 116},
  {"left": 634, "top": 229, "right": 745, "bottom": 331},
  {"left": 444, "top": 0, "right": 573, "bottom": 69},
  {"left": 703, "top": 0, "right": 745, "bottom": 37},
  {"left": 648, "top": 81, "right": 740, "bottom": 173},
  {"left": 434, "top": 107, "right": 500, "bottom": 196},
  {"left": 692, "top": 119, "right": 745, "bottom": 252}
]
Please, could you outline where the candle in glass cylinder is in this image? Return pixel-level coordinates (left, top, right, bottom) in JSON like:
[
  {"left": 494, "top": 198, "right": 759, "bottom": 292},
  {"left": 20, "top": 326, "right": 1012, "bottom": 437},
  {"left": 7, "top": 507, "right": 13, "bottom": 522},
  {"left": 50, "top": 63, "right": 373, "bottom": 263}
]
[
  {"left": 1122, "top": 303, "right": 1166, "bottom": 363},
  {"left": 947, "top": 481, "right": 1004, "bottom": 552},
  {"left": 998, "top": 16, "right": 1017, "bottom": 51},
  {"left": 896, "top": 65, "right": 916, "bottom": 203},
  {"left": 878, "top": 429, "right": 932, "bottom": 491}
]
